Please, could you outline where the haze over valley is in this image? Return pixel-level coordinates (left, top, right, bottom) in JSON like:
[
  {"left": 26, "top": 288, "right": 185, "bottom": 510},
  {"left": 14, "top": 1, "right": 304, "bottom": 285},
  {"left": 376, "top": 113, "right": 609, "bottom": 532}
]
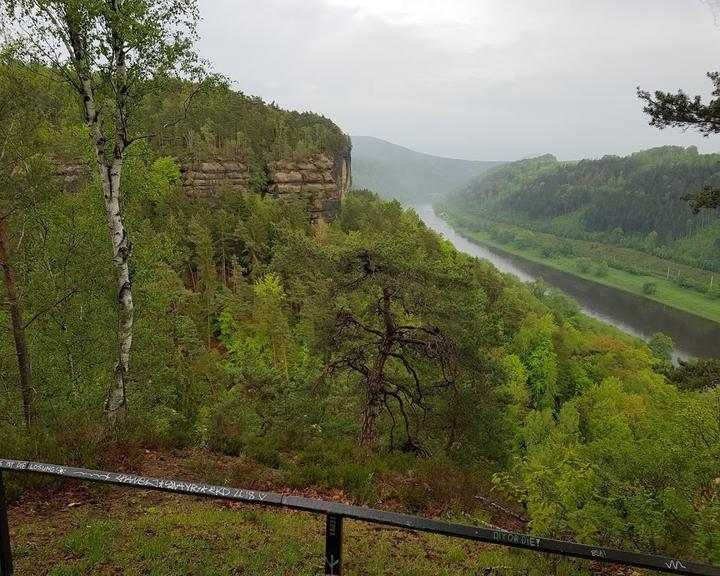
[{"left": 351, "top": 135, "right": 502, "bottom": 203}]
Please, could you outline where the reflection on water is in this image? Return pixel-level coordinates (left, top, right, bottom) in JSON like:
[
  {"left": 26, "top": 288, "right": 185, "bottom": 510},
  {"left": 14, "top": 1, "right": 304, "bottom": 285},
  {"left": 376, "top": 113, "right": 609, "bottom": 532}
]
[{"left": 413, "top": 204, "right": 720, "bottom": 361}]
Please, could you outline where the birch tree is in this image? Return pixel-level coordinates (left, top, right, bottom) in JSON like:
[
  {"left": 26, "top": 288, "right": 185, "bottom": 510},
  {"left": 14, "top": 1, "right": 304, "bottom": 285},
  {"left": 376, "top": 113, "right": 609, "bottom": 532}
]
[{"left": 1, "top": 0, "right": 205, "bottom": 424}]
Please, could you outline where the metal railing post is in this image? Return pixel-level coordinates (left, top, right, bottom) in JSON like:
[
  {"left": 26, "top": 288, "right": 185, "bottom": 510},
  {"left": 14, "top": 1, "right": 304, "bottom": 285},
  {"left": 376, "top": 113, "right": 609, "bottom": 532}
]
[
  {"left": 0, "top": 471, "right": 13, "bottom": 576},
  {"left": 324, "top": 514, "right": 343, "bottom": 576}
]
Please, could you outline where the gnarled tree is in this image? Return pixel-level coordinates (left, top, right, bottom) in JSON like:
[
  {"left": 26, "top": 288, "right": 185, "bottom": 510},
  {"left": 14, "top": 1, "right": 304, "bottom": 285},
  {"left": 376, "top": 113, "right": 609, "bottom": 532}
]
[
  {"left": 1, "top": 0, "right": 205, "bottom": 424},
  {"left": 320, "top": 201, "right": 465, "bottom": 453},
  {"left": 332, "top": 283, "right": 454, "bottom": 453},
  {"left": 271, "top": 194, "right": 506, "bottom": 457}
]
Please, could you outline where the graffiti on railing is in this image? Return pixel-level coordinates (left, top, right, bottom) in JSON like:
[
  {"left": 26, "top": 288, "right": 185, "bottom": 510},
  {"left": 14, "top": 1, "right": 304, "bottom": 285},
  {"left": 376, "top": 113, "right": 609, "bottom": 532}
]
[
  {"left": 491, "top": 531, "right": 541, "bottom": 548},
  {"left": 1, "top": 460, "right": 719, "bottom": 576}
]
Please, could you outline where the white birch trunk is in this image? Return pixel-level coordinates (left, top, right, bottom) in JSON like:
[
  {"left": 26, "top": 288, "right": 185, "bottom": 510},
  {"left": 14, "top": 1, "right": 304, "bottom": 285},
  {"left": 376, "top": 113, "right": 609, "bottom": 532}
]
[
  {"left": 80, "top": 76, "right": 133, "bottom": 423},
  {"left": 105, "top": 156, "right": 133, "bottom": 421}
]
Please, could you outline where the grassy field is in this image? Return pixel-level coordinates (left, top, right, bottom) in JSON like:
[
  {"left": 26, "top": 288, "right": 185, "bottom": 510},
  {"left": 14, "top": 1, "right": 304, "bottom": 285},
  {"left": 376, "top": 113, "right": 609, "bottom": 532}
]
[
  {"left": 7, "top": 485, "right": 651, "bottom": 575},
  {"left": 444, "top": 216, "right": 720, "bottom": 324}
]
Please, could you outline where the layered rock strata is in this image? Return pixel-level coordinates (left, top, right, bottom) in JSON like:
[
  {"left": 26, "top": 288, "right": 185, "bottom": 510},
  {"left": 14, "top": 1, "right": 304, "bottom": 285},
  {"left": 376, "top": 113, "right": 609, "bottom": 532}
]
[{"left": 181, "top": 151, "right": 351, "bottom": 221}]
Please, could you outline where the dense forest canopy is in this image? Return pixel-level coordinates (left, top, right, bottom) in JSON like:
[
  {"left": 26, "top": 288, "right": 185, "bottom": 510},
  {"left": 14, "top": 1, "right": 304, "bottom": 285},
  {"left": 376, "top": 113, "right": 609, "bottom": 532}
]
[
  {"left": 1, "top": 68, "right": 718, "bottom": 561},
  {"left": 445, "top": 146, "right": 720, "bottom": 271},
  {"left": 0, "top": 0, "right": 349, "bottom": 428},
  {"left": 639, "top": 70, "right": 720, "bottom": 214},
  {"left": 64, "top": 77, "right": 351, "bottom": 189},
  {"left": 148, "top": 80, "right": 351, "bottom": 162}
]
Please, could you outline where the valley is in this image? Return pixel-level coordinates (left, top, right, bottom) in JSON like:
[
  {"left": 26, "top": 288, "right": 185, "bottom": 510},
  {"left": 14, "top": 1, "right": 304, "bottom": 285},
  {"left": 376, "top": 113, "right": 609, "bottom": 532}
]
[{"left": 415, "top": 205, "right": 720, "bottom": 360}]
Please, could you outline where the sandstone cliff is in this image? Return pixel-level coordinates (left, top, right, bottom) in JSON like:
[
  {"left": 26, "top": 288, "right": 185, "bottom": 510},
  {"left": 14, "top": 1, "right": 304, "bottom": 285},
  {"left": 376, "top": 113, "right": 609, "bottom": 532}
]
[
  {"left": 181, "top": 148, "right": 351, "bottom": 221},
  {"left": 60, "top": 148, "right": 352, "bottom": 221}
]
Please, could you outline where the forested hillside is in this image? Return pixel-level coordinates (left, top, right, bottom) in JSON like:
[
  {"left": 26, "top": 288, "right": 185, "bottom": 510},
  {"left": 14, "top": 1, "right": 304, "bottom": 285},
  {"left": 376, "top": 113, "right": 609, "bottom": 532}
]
[
  {"left": 2, "top": 63, "right": 718, "bottom": 564},
  {"left": 148, "top": 80, "right": 351, "bottom": 185},
  {"left": 0, "top": 3, "right": 718, "bottom": 573},
  {"left": 446, "top": 147, "right": 720, "bottom": 271}
]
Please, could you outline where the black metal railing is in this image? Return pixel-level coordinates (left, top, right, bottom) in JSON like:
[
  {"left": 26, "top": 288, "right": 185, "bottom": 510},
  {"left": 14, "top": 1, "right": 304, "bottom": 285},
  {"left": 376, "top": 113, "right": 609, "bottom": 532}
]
[{"left": 0, "top": 459, "right": 718, "bottom": 576}]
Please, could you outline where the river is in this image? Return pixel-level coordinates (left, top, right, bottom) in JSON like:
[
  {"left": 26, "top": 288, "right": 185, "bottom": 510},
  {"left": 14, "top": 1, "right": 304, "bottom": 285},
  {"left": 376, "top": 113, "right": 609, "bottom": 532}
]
[{"left": 413, "top": 204, "right": 720, "bottom": 361}]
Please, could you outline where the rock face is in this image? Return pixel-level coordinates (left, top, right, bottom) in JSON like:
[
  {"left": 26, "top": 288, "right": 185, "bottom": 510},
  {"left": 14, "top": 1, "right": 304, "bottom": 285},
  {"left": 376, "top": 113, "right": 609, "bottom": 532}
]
[
  {"left": 181, "top": 149, "right": 352, "bottom": 221},
  {"left": 60, "top": 163, "right": 89, "bottom": 193},
  {"left": 58, "top": 149, "right": 352, "bottom": 221},
  {"left": 181, "top": 160, "right": 251, "bottom": 199}
]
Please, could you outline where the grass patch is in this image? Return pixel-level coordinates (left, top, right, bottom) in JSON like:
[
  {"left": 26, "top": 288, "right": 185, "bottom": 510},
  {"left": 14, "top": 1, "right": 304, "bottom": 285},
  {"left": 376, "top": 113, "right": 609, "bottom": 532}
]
[
  {"left": 445, "top": 217, "right": 720, "bottom": 324},
  {"left": 9, "top": 492, "right": 634, "bottom": 575}
]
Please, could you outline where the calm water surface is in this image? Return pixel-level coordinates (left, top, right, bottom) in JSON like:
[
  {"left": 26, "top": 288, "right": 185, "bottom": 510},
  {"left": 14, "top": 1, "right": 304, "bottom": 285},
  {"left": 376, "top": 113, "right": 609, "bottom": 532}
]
[{"left": 414, "top": 204, "right": 720, "bottom": 361}]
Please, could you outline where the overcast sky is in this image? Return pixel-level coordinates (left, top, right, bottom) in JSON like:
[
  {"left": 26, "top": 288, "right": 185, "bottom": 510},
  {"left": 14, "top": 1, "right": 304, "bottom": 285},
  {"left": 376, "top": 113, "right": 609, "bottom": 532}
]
[{"left": 196, "top": 0, "right": 720, "bottom": 161}]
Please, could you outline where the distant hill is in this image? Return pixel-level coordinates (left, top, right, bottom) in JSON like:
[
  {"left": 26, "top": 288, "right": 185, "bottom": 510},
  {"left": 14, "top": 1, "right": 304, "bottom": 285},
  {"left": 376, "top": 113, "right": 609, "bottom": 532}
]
[
  {"left": 351, "top": 136, "right": 502, "bottom": 204},
  {"left": 445, "top": 146, "right": 720, "bottom": 272}
]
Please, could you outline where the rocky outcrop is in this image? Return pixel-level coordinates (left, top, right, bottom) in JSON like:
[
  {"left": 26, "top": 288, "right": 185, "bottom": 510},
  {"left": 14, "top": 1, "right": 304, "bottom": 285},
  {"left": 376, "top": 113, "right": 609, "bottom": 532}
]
[
  {"left": 265, "top": 153, "right": 350, "bottom": 221},
  {"left": 332, "top": 146, "right": 352, "bottom": 199},
  {"left": 181, "top": 160, "right": 251, "bottom": 199},
  {"left": 59, "top": 149, "right": 352, "bottom": 221},
  {"left": 58, "top": 162, "right": 91, "bottom": 193},
  {"left": 181, "top": 149, "right": 351, "bottom": 221}
]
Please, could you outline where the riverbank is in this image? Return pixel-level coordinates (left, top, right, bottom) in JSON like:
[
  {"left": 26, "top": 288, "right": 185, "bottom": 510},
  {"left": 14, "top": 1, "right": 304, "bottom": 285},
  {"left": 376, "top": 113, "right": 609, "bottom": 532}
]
[{"left": 439, "top": 212, "right": 720, "bottom": 324}]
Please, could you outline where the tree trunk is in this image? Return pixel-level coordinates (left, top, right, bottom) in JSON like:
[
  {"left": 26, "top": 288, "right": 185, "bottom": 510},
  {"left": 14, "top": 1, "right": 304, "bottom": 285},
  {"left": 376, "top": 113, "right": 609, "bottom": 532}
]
[
  {"left": 360, "top": 380, "right": 382, "bottom": 448},
  {"left": 0, "top": 215, "right": 33, "bottom": 431},
  {"left": 360, "top": 288, "right": 394, "bottom": 448},
  {"left": 360, "top": 356, "right": 388, "bottom": 447},
  {"left": 80, "top": 76, "right": 133, "bottom": 424},
  {"left": 104, "top": 157, "right": 133, "bottom": 423}
]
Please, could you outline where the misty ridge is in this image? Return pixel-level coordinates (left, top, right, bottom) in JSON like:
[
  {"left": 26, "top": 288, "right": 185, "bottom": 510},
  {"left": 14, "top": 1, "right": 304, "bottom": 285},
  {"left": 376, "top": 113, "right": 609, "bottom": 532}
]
[{"left": 351, "top": 136, "right": 503, "bottom": 203}]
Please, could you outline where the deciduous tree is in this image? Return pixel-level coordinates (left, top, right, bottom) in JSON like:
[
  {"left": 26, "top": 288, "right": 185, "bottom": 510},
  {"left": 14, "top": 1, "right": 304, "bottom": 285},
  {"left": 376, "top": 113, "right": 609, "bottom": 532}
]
[
  {"left": 1, "top": 0, "right": 206, "bottom": 424},
  {"left": 0, "top": 64, "right": 63, "bottom": 431}
]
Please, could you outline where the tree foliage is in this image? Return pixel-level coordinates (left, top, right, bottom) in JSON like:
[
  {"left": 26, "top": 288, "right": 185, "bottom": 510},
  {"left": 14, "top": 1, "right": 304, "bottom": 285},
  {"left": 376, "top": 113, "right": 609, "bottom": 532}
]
[
  {"left": 639, "top": 72, "right": 720, "bottom": 213},
  {"left": 445, "top": 147, "right": 720, "bottom": 271},
  {"left": 1, "top": 0, "right": 209, "bottom": 424},
  {"left": 0, "top": 7, "right": 716, "bottom": 565}
]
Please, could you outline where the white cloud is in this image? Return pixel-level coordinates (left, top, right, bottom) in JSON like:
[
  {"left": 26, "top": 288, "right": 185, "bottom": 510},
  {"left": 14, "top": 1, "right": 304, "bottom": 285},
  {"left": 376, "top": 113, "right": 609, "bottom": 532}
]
[
  {"left": 323, "top": 0, "right": 528, "bottom": 50},
  {"left": 196, "top": 0, "right": 720, "bottom": 160},
  {"left": 324, "top": 0, "right": 477, "bottom": 27}
]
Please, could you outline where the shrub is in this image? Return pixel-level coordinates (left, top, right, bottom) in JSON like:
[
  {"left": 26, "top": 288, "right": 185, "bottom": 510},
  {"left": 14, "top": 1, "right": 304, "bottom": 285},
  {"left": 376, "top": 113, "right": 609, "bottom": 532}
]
[
  {"left": 649, "top": 332, "right": 673, "bottom": 362},
  {"left": 515, "top": 232, "right": 538, "bottom": 249},
  {"left": 593, "top": 261, "right": 609, "bottom": 277},
  {"left": 642, "top": 282, "right": 657, "bottom": 295},
  {"left": 676, "top": 275, "right": 693, "bottom": 289},
  {"left": 496, "top": 229, "right": 515, "bottom": 244},
  {"left": 560, "top": 241, "right": 574, "bottom": 256},
  {"left": 576, "top": 258, "right": 593, "bottom": 273},
  {"left": 392, "top": 457, "right": 482, "bottom": 513},
  {"left": 282, "top": 441, "right": 385, "bottom": 504},
  {"left": 541, "top": 243, "right": 558, "bottom": 258},
  {"left": 207, "top": 390, "right": 265, "bottom": 457}
]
